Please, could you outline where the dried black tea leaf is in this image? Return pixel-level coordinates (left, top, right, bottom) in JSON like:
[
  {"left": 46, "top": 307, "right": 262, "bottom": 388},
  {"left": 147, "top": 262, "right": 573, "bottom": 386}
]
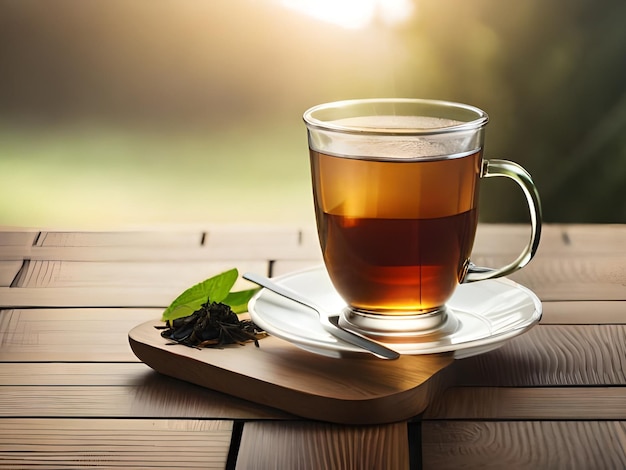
[{"left": 159, "top": 300, "right": 266, "bottom": 349}]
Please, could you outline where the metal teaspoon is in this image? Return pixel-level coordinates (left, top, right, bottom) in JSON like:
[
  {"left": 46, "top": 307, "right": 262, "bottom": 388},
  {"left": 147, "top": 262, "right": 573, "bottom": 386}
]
[{"left": 243, "top": 272, "right": 400, "bottom": 360}]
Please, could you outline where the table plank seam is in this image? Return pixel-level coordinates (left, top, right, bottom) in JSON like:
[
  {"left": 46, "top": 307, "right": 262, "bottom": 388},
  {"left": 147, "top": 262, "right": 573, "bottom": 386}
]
[
  {"left": 225, "top": 420, "right": 244, "bottom": 470},
  {"left": 9, "top": 259, "right": 28, "bottom": 288}
]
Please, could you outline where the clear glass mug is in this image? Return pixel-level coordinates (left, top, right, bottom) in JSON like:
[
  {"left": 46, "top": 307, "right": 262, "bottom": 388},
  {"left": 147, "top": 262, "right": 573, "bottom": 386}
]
[{"left": 303, "top": 98, "right": 542, "bottom": 337}]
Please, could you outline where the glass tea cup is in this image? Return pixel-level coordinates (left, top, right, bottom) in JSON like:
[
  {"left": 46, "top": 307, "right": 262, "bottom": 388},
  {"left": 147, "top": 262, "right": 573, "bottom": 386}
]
[{"left": 303, "top": 98, "right": 541, "bottom": 339}]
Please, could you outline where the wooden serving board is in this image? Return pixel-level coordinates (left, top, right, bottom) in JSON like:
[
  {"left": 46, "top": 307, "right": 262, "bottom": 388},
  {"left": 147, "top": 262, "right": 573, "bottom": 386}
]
[{"left": 129, "top": 320, "right": 455, "bottom": 424}]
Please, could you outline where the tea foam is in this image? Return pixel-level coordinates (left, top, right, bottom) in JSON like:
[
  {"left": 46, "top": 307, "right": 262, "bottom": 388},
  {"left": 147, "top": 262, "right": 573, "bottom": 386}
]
[
  {"left": 317, "top": 115, "right": 478, "bottom": 160},
  {"left": 332, "top": 115, "right": 464, "bottom": 130}
]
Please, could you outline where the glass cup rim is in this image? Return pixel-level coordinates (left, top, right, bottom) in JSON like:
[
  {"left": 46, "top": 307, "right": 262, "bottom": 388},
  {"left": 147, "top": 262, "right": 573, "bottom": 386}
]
[{"left": 303, "top": 98, "right": 489, "bottom": 136}]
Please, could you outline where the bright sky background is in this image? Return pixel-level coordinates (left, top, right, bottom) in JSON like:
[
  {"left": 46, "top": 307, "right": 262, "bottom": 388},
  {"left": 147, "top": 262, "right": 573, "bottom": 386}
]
[
  {"left": 1, "top": 0, "right": 624, "bottom": 227},
  {"left": 281, "top": 0, "right": 415, "bottom": 29}
]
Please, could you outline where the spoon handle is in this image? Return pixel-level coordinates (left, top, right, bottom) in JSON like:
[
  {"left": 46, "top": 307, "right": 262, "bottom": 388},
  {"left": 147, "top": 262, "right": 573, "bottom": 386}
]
[
  {"left": 243, "top": 272, "right": 325, "bottom": 313},
  {"left": 324, "top": 315, "right": 400, "bottom": 360},
  {"left": 243, "top": 272, "right": 400, "bottom": 360}
]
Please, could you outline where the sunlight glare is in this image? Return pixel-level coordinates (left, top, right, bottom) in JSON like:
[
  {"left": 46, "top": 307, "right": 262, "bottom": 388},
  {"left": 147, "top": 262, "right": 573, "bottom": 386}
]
[{"left": 282, "top": 0, "right": 414, "bottom": 29}]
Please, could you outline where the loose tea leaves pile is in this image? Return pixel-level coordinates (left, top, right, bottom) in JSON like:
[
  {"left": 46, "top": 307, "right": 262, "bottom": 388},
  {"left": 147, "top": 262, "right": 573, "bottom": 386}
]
[
  {"left": 157, "top": 268, "right": 265, "bottom": 349},
  {"left": 159, "top": 300, "right": 266, "bottom": 349}
]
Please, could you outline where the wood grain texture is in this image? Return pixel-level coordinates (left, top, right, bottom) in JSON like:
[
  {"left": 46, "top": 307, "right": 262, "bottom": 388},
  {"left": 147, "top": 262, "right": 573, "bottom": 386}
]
[
  {"left": 553, "top": 223, "right": 626, "bottom": 253},
  {"left": 452, "top": 324, "right": 626, "bottom": 387},
  {"left": 271, "top": 260, "right": 323, "bottom": 277},
  {"left": 203, "top": 226, "right": 311, "bottom": 258},
  {"left": 37, "top": 230, "right": 202, "bottom": 247},
  {"left": 236, "top": 421, "right": 409, "bottom": 470},
  {"left": 0, "top": 231, "right": 37, "bottom": 247},
  {"left": 0, "top": 418, "right": 233, "bottom": 469},
  {"left": 0, "top": 362, "right": 151, "bottom": 385},
  {"left": 0, "top": 308, "right": 158, "bottom": 361},
  {"left": 0, "top": 381, "right": 292, "bottom": 420},
  {"left": 0, "top": 245, "right": 208, "bottom": 262},
  {"left": 474, "top": 223, "right": 626, "bottom": 255},
  {"left": 0, "top": 257, "right": 267, "bottom": 306},
  {"left": 0, "top": 287, "right": 194, "bottom": 308},
  {"left": 0, "top": 261, "right": 22, "bottom": 287},
  {"left": 540, "top": 301, "right": 626, "bottom": 324},
  {"left": 0, "top": 227, "right": 321, "bottom": 262},
  {"left": 472, "top": 223, "right": 564, "bottom": 255},
  {"left": 12, "top": 259, "right": 268, "bottom": 288},
  {"left": 423, "top": 386, "right": 626, "bottom": 420},
  {"left": 129, "top": 320, "right": 454, "bottom": 424},
  {"left": 0, "top": 224, "right": 624, "bottom": 469},
  {"left": 0, "top": 224, "right": 622, "bottom": 262},
  {"left": 422, "top": 421, "right": 626, "bottom": 470},
  {"left": 0, "top": 363, "right": 292, "bottom": 420},
  {"left": 472, "top": 254, "right": 626, "bottom": 301}
]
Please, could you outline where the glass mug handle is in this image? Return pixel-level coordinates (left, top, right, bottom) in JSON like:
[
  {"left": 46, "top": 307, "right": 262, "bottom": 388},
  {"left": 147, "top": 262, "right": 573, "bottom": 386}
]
[{"left": 464, "top": 159, "right": 543, "bottom": 282}]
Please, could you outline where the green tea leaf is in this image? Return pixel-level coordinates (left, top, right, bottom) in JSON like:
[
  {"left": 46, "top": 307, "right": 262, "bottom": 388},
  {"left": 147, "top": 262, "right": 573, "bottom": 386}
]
[
  {"left": 161, "top": 268, "right": 239, "bottom": 322},
  {"left": 224, "top": 288, "right": 260, "bottom": 314},
  {"left": 204, "top": 268, "right": 239, "bottom": 303}
]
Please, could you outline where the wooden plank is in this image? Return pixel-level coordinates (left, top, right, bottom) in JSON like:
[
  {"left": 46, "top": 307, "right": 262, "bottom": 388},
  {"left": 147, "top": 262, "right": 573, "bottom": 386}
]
[
  {"left": 0, "top": 260, "right": 267, "bottom": 306},
  {"left": 0, "top": 287, "right": 191, "bottom": 308},
  {"left": 554, "top": 223, "right": 626, "bottom": 252},
  {"left": 0, "top": 364, "right": 292, "bottom": 420},
  {"left": 271, "top": 259, "right": 323, "bottom": 277},
  {"left": 0, "top": 231, "right": 37, "bottom": 247},
  {"left": 0, "top": 418, "right": 232, "bottom": 469},
  {"left": 473, "top": 223, "right": 626, "bottom": 255},
  {"left": 37, "top": 230, "right": 202, "bottom": 247},
  {"left": 0, "top": 245, "right": 199, "bottom": 262},
  {"left": 472, "top": 253, "right": 626, "bottom": 301},
  {"left": 0, "top": 244, "right": 320, "bottom": 262},
  {"left": 0, "top": 382, "right": 292, "bottom": 420},
  {"left": 541, "top": 301, "right": 626, "bottom": 324},
  {"left": 452, "top": 324, "right": 626, "bottom": 387},
  {"left": 5, "top": 279, "right": 620, "bottom": 308},
  {"left": 472, "top": 223, "right": 563, "bottom": 256},
  {"left": 236, "top": 421, "right": 409, "bottom": 470},
  {"left": 0, "top": 224, "right": 622, "bottom": 257},
  {"left": 4, "top": 312, "right": 625, "bottom": 388},
  {"left": 471, "top": 226, "right": 626, "bottom": 303},
  {"left": 0, "top": 362, "right": 150, "bottom": 385},
  {"left": 12, "top": 260, "right": 268, "bottom": 288},
  {"left": 297, "top": 227, "right": 324, "bottom": 253},
  {"left": 0, "top": 261, "right": 22, "bottom": 287},
  {"left": 0, "top": 224, "right": 621, "bottom": 263},
  {"left": 0, "top": 308, "right": 158, "bottom": 361},
  {"left": 5, "top": 226, "right": 319, "bottom": 262},
  {"left": 0, "top": 230, "right": 204, "bottom": 261},
  {"left": 421, "top": 421, "right": 626, "bottom": 470},
  {"left": 203, "top": 225, "right": 301, "bottom": 251},
  {"left": 423, "top": 386, "right": 626, "bottom": 420},
  {"left": 0, "top": 227, "right": 317, "bottom": 262}
]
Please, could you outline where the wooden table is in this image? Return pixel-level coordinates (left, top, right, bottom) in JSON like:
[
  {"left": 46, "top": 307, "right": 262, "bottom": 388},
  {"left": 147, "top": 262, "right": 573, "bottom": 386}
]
[{"left": 0, "top": 224, "right": 625, "bottom": 469}]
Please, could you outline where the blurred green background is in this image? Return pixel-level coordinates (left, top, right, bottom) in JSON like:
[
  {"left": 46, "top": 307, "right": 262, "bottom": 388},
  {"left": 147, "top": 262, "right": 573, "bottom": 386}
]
[{"left": 1, "top": 0, "right": 625, "bottom": 229}]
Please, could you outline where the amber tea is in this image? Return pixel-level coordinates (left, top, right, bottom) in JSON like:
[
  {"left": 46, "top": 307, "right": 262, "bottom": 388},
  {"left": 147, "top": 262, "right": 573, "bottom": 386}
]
[{"left": 311, "top": 148, "right": 481, "bottom": 313}]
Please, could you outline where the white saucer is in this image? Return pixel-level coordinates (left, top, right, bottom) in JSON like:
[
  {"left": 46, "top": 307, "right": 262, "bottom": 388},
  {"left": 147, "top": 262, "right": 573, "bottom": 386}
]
[{"left": 248, "top": 266, "right": 542, "bottom": 359}]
